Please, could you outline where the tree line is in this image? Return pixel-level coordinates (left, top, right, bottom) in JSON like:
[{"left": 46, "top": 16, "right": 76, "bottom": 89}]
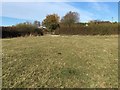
[{"left": 1, "top": 11, "right": 118, "bottom": 38}]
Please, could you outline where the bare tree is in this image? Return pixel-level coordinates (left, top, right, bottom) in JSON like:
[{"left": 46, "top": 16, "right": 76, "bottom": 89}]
[
  {"left": 61, "top": 11, "right": 80, "bottom": 28},
  {"left": 33, "top": 20, "right": 40, "bottom": 27}
]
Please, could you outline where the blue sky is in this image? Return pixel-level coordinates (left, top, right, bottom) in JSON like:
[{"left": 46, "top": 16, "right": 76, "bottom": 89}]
[{"left": 1, "top": 2, "right": 118, "bottom": 26}]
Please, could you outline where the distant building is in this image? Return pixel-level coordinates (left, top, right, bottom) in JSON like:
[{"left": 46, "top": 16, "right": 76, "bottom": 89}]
[
  {"left": 38, "top": 26, "right": 48, "bottom": 34},
  {"left": 89, "top": 20, "right": 111, "bottom": 24},
  {"left": 38, "top": 26, "right": 47, "bottom": 29},
  {"left": 85, "top": 24, "right": 88, "bottom": 27}
]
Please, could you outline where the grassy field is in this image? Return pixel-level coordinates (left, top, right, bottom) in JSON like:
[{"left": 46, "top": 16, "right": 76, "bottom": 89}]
[{"left": 2, "top": 35, "right": 118, "bottom": 88}]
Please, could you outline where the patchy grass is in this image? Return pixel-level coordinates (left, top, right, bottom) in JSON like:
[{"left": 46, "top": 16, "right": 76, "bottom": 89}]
[{"left": 2, "top": 35, "right": 118, "bottom": 88}]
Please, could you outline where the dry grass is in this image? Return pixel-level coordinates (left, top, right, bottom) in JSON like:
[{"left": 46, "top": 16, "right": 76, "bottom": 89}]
[{"left": 2, "top": 35, "right": 118, "bottom": 88}]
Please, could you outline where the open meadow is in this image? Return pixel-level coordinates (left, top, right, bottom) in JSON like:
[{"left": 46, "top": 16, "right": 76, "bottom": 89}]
[{"left": 2, "top": 35, "right": 118, "bottom": 88}]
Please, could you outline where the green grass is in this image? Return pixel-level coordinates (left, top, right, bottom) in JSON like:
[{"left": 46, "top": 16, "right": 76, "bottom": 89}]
[{"left": 2, "top": 35, "right": 118, "bottom": 88}]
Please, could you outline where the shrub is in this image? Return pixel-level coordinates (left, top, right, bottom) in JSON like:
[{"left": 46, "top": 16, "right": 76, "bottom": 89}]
[
  {"left": 55, "top": 23, "right": 118, "bottom": 35},
  {"left": 2, "top": 23, "right": 44, "bottom": 38}
]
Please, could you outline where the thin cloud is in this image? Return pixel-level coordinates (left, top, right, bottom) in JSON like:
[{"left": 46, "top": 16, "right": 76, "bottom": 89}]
[
  {"left": 90, "top": 2, "right": 110, "bottom": 12},
  {"left": 2, "top": 2, "right": 94, "bottom": 22}
]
